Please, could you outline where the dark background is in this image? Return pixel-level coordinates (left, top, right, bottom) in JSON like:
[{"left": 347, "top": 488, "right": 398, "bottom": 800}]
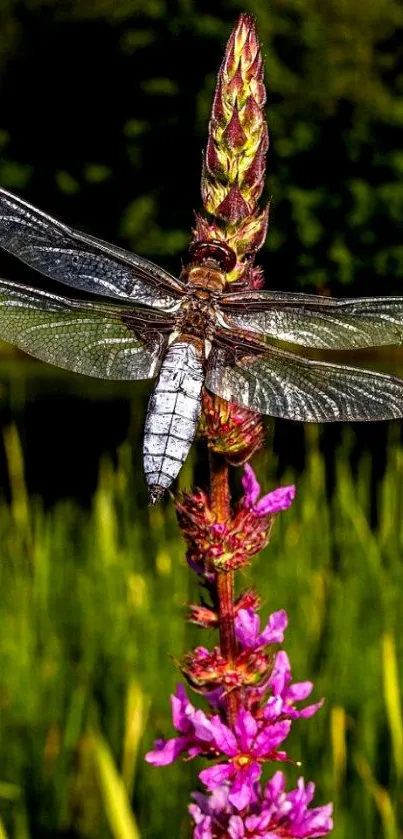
[{"left": 0, "top": 0, "right": 403, "bottom": 504}]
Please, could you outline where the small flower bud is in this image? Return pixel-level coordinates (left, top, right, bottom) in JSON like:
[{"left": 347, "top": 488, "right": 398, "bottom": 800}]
[{"left": 199, "top": 391, "right": 264, "bottom": 465}]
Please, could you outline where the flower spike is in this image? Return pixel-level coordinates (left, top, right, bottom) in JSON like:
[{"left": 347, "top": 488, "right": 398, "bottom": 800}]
[
  {"left": 147, "top": 16, "right": 333, "bottom": 837},
  {"left": 194, "top": 13, "right": 270, "bottom": 286}
]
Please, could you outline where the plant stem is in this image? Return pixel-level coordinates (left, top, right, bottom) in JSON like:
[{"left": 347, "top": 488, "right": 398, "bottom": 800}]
[{"left": 209, "top": 451, "right": 240, "bottom": 727}]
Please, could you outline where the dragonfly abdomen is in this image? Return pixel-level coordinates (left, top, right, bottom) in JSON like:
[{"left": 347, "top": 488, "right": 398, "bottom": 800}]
[{"left": 143, "top": 340, "right": 204, "bottom": 502}]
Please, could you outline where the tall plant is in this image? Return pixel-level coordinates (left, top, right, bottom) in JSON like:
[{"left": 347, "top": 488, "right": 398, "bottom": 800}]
[{"left": 146, "top": 15, "right": 333, "bottom": 838}]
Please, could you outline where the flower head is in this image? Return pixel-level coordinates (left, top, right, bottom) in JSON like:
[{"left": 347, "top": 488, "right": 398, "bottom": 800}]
[
  {"left": 145, "top": 686, "right": 296, "bottom": 812},
  {"left": 190, "top": 773, "right": 333, "bottom": 838},
  {"left": 199, "top": 709, "right": 291, "bottom": 810},
  {"left": 176, "top": 467, "right": 295, "bottom": 574}
]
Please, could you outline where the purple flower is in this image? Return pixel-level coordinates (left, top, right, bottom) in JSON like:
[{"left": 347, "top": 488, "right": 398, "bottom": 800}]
[
  {"left": 261, "top": 771, "right": 333, "bottom": 837},
  {"left": 189, "top": 786, "right": 233, "bottom": 839},
  {"left": 242, "top": 464, "right": 296, "bottom": 517},
  {"left": 199, "top": 709, "right": 291, "bottom": 810},
  {"left": 145, "top": 684, "right": 217, "bottom": 766},
  {"left": 265, "top": 651, "right": 324, "bottom": 721},
  {"left": 190, "top": 773, "right": 333, "bottom": 838},
  {"left": 235, "top": 607, "right": 288, "bottom": 650}
]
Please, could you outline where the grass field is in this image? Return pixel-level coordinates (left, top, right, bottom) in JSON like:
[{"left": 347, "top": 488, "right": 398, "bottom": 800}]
[{"left": 0, "top": 423, "right": 402, "bottom": 839}]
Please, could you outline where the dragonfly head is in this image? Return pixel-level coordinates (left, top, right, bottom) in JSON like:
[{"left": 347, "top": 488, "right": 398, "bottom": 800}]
[{"left": 188, "top": 240, "right": 237, "bottom": 273}]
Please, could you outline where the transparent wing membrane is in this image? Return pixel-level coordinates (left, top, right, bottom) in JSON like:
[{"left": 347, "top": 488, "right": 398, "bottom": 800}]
[
  {"left": 0, "top": 187, "right": 184, "bottom": 311},
  {"left": 0, "top": 279, "right": 165, "bottom": 380},
  {"left": 207, "top": 345, "right": 403, "bottom": 421},
  {"left": 220, "top": 290, "right": 403, "bottom": 349}
]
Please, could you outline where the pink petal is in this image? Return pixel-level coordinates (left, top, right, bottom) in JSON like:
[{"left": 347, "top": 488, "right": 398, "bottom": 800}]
[
  {"left": 302, "top": 803, "right": 334, "bottom": 835},
  {"left": 235, "top": 607, "right": 260, "bottom": 647},
  {"left": 145, "top": 735, "right": 190, "bottom": 766},
  {"left": 229, "top": 763, "right": 262, "bottom": 810},
  {"left": 228, "top": 816, "right": 245, "bottom": 838},
  {"left": 193, "top": 815, "right": 213, "bottom": 839},
  {"left": 199, "top": 762, "right": 233, "bottom": 790},
  {"left": 210, "top": 717, "right": 238, "bottom": 756},
  {"left": 241, "top": 463, "right": 260, "bottom": 505},
  {"left": 295, "top": 777, "right": 316, "bottom": 806},
  {"left": 262, "top": 696, "right": 283, "bottom": 722},
  {"left": 253, "top": 720, "right": 291, "bottom": 755},
  {"left": 171, "top": 684, "right": 194, "bottom": 732},
  {"left": 192, "top": 709, "right": 216, "bottom": 742},
  {"left": 258, "top": 609, "right": 288, "bottom": 645},
  {"left": 287, "top": 681, "right": 314, "bottom": 702},
  {"left": 254, "top": 485, "right": 296, "bottom": 516},
  {"left": 295, "top": 699, "right": 324, "bottom": 719},
  {"left": 265, "top": 770, "right": 286, "bottom": 801},
  {"left": 234, "top": 709, "right": 258, "bottom": 750},
  {"left": 188, "top": 803, "right": 203, "bottom": 824},
  {"left": 269, "top": 650, "right": 292, "bottom": 694}
]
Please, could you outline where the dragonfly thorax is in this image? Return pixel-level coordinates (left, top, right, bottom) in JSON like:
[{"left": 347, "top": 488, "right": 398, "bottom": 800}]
[
  {"left": 175, "top": 262, "right": 227, "bottom": 341},
  {"left": 176, "top": 293, "right": 217, "bottom": 342},
  {"left": 184, "top": 264, "right": 226, "bottom": 292}
]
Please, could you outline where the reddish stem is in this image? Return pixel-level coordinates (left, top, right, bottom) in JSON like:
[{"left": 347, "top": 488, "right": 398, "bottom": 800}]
[{"left": 209, "top": 451, "right": 241, "bottom": 727}]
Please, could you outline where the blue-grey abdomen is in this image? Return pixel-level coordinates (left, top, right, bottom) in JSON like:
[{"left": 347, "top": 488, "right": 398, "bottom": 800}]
[{"left": 143, "top": 341, "right": 204, "bottom": 499}]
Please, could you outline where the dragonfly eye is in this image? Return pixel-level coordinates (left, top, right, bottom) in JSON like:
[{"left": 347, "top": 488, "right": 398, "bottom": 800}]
[{"left": 188, "top": 240, "right": 237, "bottom": 273}]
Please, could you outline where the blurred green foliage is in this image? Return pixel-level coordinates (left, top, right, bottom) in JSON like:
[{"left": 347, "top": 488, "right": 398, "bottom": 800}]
[
  {"left": 0, "top": 0, "right": 403, "bottom": 293},
  {"left": 0, "top": 426, "right": 402, "bottom": 838}
]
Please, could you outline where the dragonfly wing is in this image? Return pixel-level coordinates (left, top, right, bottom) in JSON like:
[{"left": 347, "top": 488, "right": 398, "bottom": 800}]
[
  {"left": 0, "top": 187, "right": 184, "bottom": 311},
  {"left": 206, "top": 343, "right": 403, "bottom": 421},
  {"left": 0, "top": 279, "right": 166, "bottom": 380},
  {"left": 219, "top": 290, "right": 403, "bottom": 349}
]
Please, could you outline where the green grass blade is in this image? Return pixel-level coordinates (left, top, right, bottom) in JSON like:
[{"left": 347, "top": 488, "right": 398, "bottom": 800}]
[
  {"left": 91, "top": 730, "right": 141, "bottom": 839},
  {"left": 382, "top": 632, "right": 403, "bottom": 780}
]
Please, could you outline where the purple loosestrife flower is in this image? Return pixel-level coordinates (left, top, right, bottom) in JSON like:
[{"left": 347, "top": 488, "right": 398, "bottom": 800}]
[
  {"left": 146, "top": 688, "right": 292, "bottom": 811},
  {"left": 242, "top": 464, "right": 296, "bottom": 516},
  {"left": 176, "top": 465, "right": 296, "bottom": 574},
  {"left": 145, "top": 685, "right": 219, "bottom": 766},
  {"left": 235, "top": 608, "right": 288, "bottom": 650},
  {"left": 233, "top": 611, "right": 324, "bottom": 722},
  {"left": 146, "top": 608, "right": 324, "bottom": 776},
  {"left": 266, "top": 651, "right": 324, "bottom": 721},
  {"left": 258, "top": 772, "right": 333, "bottom": 838},
  {"left": 199, "top": 709, "right": 291, "bottom": 810},
  {"left": 181, "top": 608, "right": 290, "bottom": 693},
  {"left": 146, "top": 13, "right": 334, "bottom": 837},
  {"left": 190, "top": 773, "right": 333, "bottom": 838},
  {"left": 189, "top": 785, "right": 234, "bottom": 839}
]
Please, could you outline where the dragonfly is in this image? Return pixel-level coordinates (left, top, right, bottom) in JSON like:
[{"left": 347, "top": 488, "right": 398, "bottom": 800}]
[{"left": 1, "top": 187, "right": 403, "bottom": 501}]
